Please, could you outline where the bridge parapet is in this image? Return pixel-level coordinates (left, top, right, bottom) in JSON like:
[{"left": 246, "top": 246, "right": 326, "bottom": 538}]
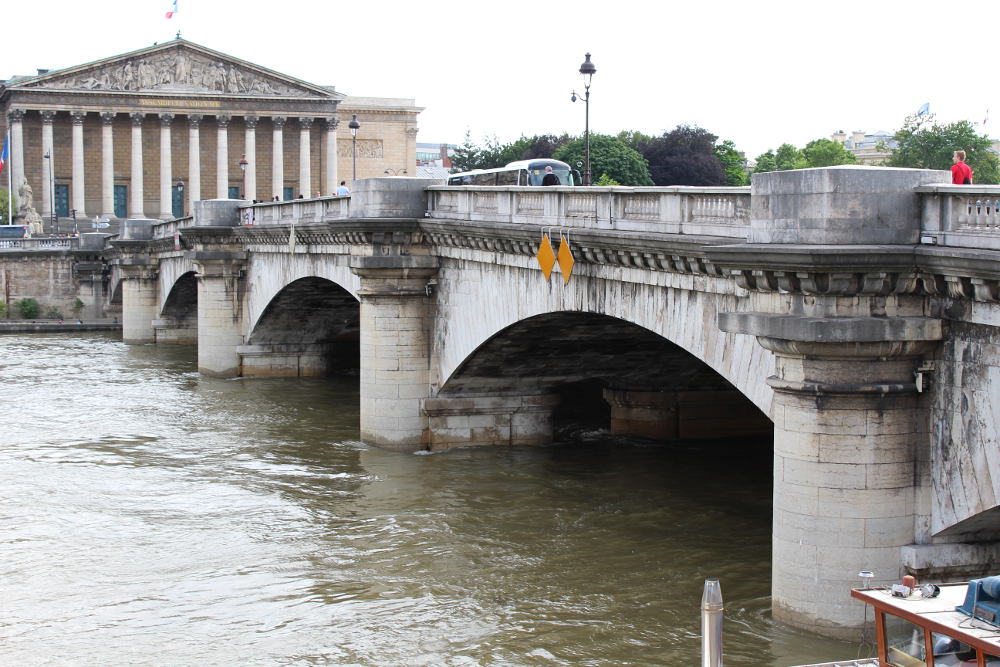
[
  {"left": 917, "top": 184, "right": 1000, "bottom": 250},
  {"left": 427, "top": 185, "right": 751, "bottom": 238},
  {"left": 247, "top": 196, "right": 351, "bottom": 226}
]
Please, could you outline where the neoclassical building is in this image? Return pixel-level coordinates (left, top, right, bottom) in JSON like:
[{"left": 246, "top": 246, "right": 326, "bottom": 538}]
[{"left": 0, "top": 38, "right": 422, "bottom": 224}]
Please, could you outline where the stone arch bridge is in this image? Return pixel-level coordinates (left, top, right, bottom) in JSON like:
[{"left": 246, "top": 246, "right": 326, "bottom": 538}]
[{"left": 42, "top": 167, "right": 1000, "bottom": 638}]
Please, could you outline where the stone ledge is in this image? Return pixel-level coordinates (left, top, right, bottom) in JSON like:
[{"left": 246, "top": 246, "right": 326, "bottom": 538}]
[
  {"left": 719, "top": 312, "right": 944, "bottom": 343},
  {"left": 902, "top": 543, "right": 1000, "bottom": 579}
]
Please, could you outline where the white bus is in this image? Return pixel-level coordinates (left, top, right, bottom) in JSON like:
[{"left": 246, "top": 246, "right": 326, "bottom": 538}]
[{"left": 447, "top": 159, "right": 577, "bottom": 186}]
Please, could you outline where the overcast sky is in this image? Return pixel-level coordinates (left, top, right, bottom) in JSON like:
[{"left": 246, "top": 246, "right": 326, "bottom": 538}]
[{"left": 4, "top": 0, "right": 997, "bottom": 159}]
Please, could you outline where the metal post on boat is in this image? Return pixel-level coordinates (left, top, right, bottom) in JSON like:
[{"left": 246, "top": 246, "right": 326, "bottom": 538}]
[{"left": 701, "top": 578, "right": 724, "bottom": 667}]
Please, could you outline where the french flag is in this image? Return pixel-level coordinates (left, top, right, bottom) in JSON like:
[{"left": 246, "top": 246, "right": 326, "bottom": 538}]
[
  {"left": 0, "top": 135, "right": 8, "bottom": 177},
  {"left": 165, "top": 0, "right": 177, "bottom": 18}
]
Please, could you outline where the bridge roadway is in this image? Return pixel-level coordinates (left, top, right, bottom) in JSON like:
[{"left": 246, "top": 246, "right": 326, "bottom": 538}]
[{"left": 74, "top": 166, "right": 1000, "bottom": 638}]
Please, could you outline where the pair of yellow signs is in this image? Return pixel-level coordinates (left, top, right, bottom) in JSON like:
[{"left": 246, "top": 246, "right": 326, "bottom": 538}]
[{"left": 536, "top": 232, "right": 575, "bottom": 284}]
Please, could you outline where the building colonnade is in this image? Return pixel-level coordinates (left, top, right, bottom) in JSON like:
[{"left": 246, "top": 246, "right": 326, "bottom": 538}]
[{"left": 6, "top": 108, "right": 341, "bottom": 222}]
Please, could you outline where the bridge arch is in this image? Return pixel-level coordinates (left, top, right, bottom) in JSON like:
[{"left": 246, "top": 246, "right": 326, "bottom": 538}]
[
  {"left": 432, "top": 265, "right": 775, "bottom": 416},
  {"left": 240, "top": 275, "right": 360, "bottom": 377},
  {"left": 156, "top": 270, "right": 198, "bottom": 343},
  {"left": 438, "top": 310, "right": 771, "bottom": 442}
]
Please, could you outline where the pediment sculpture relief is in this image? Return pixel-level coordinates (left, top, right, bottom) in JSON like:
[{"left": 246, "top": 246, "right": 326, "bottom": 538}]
[{"left": 26, "top": 51, "right": 319, "bottom": 97}]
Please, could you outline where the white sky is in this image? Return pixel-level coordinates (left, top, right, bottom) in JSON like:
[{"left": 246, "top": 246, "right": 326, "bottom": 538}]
[{"left": 3, "top": 0, "right": 997, "bottom": 159}]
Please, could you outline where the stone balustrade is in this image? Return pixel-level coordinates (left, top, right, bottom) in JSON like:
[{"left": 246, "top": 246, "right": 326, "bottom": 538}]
[
  {"left": 426, "top": 185, "right": 752, "bottom": 238},
  {"left": 245, "top": 196, "right": 351, "bottom": 226},
  {"left": 0, "top": 237, "right": 75, "bottom": 250},
  {"left": 918, "top": 184, "right": 1000, "bottom": 250}
]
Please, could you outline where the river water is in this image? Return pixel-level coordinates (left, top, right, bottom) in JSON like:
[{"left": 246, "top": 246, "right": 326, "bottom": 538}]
[{"left": 1, "top": 332, "right": 863, "bottom": 666}]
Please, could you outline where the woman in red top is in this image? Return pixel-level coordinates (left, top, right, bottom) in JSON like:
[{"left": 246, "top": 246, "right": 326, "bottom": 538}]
[{"left": 952, "top": 150, "right": 973, "bottom": 184}]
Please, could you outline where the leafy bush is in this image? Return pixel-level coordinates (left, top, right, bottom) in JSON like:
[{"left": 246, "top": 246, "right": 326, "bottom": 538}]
[
  {"left": 72, "top": 298, "right": 85, "bottom": 316},
  {"left": 0, "top": 301, "right": 6, "bottom": 318},
  {"left": 44, "top": 307, "right": 65, "bottom": 319},
  {"left": 15, "top": 298, "right": 40, "bottom": 319}
]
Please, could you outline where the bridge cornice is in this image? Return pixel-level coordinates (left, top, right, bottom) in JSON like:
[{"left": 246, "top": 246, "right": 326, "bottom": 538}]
[
  {"left": 707, "top": 242, "right": 1000, "bottom": 302},
  {"left": 419, "top": 219, "right": 741, "bottom": 277}
]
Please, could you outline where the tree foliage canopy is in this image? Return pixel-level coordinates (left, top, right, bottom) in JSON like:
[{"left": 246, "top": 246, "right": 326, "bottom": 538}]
[
  {"left": 754, "top": 139, "right": 855, "bottom": 173},
  {"left": 887, "top": 114, "right": 1000, "bottom": 184},
  {"left": 553, "top": 134, "right": 653, "bottom": 186},
  {"left": 802, "top": 138, "right": 857, "bottom": 167},
  {"left": 449, "top": 126, "right": 749, "bottom": 187}
]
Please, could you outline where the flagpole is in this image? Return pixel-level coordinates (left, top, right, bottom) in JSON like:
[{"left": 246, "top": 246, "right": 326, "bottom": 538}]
[{"left": 6, "top": 128, "right": 10, "bottom": 226}]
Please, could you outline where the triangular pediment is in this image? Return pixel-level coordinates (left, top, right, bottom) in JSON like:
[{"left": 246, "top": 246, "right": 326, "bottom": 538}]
[{"left": 9, "top": 40, "right": 342, "bottom": 100}]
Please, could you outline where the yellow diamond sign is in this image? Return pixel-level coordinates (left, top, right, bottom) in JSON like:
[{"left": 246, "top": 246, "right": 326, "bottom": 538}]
[
  {"left": 536, "top": 233, "right": 556, "bottom": 281},
  {"left": 557, "top": 235, "right": 575, "bottom": 284}
]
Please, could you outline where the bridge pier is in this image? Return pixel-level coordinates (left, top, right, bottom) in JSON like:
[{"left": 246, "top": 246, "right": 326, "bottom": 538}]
[
  {"left": 423, "top": 394, "right": 558, "bottom": 450},
  {"left": 120, "top": 261, "right": 159, "bottom": 343},
  {"left": 350, "top": 255, "right": 439, "bottom": 452},
  {"left": 236, "top": 343, "right": 334, "bottom": 377},
  {"left": 192, "top": 251, "right": 246, "bottom": 378},
  {"left": 603, "top": 388, "right": 770, "bottom": 441}
]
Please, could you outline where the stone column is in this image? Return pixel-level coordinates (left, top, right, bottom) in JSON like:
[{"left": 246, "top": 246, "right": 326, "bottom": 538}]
[
  {"left": 349, "top": 255, "right": 439, "bottom": 451},
  {"left": 8, "top": 109, "right": 25, "bottom": 208},
  {"left": 40, "top": 110, "right": 55, "bottom": 220},
  {"left": 100, "top": 112, "right": 116, "bottom": 218},
  {"left": 158, "top": 113, "right": 174, "bottom": 219},
  {"left": 718, "top": 316, "right": 942, "bottom": 639},
  {"left": 271, "top": 116, "right": 285, "bottom": 200},
  {"left": 216, "top": 115, "right": 230, "bottom": 198},
  {"left": 129, "top": 112, "right": 145, "bottom": 217},
  {"left": 187, "top": 114, "right": 202, "bottom": 215},
  {"left": 120, "top": 261, "right": 160, "bottom": 344},
  {"left": 193, "top": 252, "right": 247, "bottom": 378},
  {"left": 324, "top": 116, "right": 338, "bottom": 196},
  {"left": 244, "top": 115, "right": 257, "bottom": 201},
  {"left": 71, "top": 111, "right": 87, "bottom": 219},
  {"left": 299, "top": 117, "right": 312, "bottom": 197}
]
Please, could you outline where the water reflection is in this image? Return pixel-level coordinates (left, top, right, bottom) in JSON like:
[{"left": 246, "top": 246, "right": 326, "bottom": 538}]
[{"left": 0, "top": 332, "right": 858, "bottom": 666}]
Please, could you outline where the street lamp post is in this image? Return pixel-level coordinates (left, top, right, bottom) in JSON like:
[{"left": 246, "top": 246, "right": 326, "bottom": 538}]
[
  {"left": 570, "top": 53, "right": 597, "bottom": 186},
  {"left": 238, "top": 154, "right": 248, "bottom": 199},
  {"left": 349, "top": 114, "right": 360, "bottom": 184},
  {"left": 43, "top": 150, "right": 56, "bottom": 233}
]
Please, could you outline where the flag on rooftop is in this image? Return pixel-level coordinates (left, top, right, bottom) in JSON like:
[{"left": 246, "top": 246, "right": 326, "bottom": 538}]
[
  {"left": 0, "top": 134, "right": 8, "bottom": 177},
  {"left": 917, "top": 102, "right": 930, "bottom": 116},
  {"left": 166, "top": 0, "right": 177, "bottom": 18}
]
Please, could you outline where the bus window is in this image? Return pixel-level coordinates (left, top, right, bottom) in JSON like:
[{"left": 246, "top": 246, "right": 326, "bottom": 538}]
[
  {"left": 472, "top": 172, "right": 497, "bottom": 186},
  {"left": 496, "top": 169, "right": 519, "bottom": 186}
]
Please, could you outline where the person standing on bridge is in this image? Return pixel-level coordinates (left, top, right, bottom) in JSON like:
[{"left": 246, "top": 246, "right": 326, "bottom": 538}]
[
  {"left": 336, "top": 181, "right": 351, "bottom": 196},
  {"left": 541, "top": 166, "right": 561, "bottom": 186},
  {"left": 952, "top": 150, "right": 973, "bottom": 184}
]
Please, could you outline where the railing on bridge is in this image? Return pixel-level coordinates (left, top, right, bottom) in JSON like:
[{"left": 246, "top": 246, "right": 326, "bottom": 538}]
[
  {"left": 0, "top": 237, "right": 76, "bottom": 250},
  {"left": 245, "top": 196, "right": 351, "bottom": 226},
  {"left": 918, "top": 184, "right": 1000, "bottom": 251},
  {"left": 426, "top": 185, "right": 752, "bottom": 238}
]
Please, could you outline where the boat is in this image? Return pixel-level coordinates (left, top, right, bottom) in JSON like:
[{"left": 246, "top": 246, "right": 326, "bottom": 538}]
[{"left": 790, "top": 578, "right": 1000, "bottom": 666}]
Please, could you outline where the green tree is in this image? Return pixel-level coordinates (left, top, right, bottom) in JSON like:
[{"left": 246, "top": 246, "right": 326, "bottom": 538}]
[
  {"left": 594, "top": 173, "right": 620, "bottom": 186},
  {"left": 775, "top": 143, "right": 808, "bottom": 171},
  {"left": 554, "top": 134, "right": 653, "bottom": 186},
  {"left": 450, "top": 131, "right": 484, "bottom": 173},
  {"left": 715, "top": 139, "right": 749, "bottom": 186},
  {"left": 802, "top": 138, "right": 857, "bottom": 168},
  {"left": 0, "top": 188, "right": 15, "bottom": 221},
  {"left": 752, "top": 150, "right": 778, "bottom": 173},
  {"left": 887, "top": 114, "right": 1000, "bottom": 184}
]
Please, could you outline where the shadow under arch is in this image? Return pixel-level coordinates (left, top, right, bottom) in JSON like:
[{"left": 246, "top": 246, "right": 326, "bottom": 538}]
[
  {"left": 243, "top": 276, "right": 360, "bottom": 377},
  {"left": 156, "top": 271, "right": 198, "bottom": 344},
  {"left": 439, "top": 311, "right": 771, "bottom": 443}
]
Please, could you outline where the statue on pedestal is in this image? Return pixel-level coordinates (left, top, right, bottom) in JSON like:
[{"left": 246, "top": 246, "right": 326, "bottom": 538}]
[
  {"left": 17, "top": 179, "right": 33, "bottom": 216},
  {"left": 16, "top": 179, "right": 44, "bottom": 236}
]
